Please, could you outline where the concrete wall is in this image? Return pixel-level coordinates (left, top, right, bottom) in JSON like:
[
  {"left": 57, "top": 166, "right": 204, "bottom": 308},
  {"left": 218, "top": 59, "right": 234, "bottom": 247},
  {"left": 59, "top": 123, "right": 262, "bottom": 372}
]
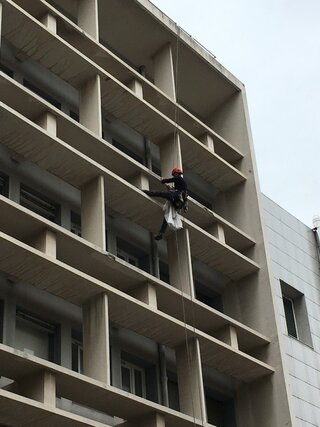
[{"left": 263, "top": 195, "right": 320, "bottom": 427}]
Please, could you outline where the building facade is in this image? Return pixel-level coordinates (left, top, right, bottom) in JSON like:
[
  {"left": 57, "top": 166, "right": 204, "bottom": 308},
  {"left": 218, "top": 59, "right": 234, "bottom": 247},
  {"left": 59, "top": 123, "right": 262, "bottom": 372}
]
[
  {"left": 263, "top": 196, "right": 320, "bottom": 427},
  {"left": 0, "top": 1, "right": 295, "bottom": 426}
]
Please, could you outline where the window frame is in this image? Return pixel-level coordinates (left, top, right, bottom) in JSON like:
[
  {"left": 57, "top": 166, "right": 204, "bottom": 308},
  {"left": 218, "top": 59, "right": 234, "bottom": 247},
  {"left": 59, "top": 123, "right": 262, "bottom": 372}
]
[{"left": 121, "top": 359, "right": 146, "bottom": 398}]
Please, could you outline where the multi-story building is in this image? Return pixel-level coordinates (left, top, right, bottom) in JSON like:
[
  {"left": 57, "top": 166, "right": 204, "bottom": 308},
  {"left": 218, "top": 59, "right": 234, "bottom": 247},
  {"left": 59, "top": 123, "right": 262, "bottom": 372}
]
[
  {"left": 263, "top": 196, "right": 320, "bottom": 427},
  {"left": 0, "top": 0, "right": 298, "bottom": 426}
]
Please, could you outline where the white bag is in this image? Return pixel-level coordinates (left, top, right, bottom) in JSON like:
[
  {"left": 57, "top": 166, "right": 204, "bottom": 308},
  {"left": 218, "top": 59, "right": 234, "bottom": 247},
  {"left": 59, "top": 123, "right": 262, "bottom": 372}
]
[{"left": 163, "top": 201, "right": 183, "bottom": 231}]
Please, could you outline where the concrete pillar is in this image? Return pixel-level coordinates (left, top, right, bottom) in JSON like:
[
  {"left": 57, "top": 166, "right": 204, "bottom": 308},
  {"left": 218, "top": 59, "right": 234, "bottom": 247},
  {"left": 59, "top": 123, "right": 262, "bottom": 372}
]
[
  {"left": 130, "top": 283, "right": 157, "bottom": 308},
  {"left": 81, "top": 175, "right": 106, "bottom": 250},
  {"left": 153, "top": 43, "right": 176, "bottom": 101},
  {"left": 19, "top": 371, "right": 56, "bottom": 406},
  {"left": 166, "top": 228, "right": 194, "bottom": 297},
  {"left": 120, "top": 413, "right": 165, "bottom": 427},
  {"left": 36, "top": 112, "right": 57, "bottom": 137},
  {"left": 215, "top": 325, "right": 239, "bottom": 349},
  {"left": 28, "top": 229, "right": 57, "bottom": 258},
  {"left": 130, "top": 173, "right": 149, "bottom": 190},
  {"left": 128, "top": 78, "right": 143, "bottom": 99},
  {"left": 159, "top": 133, "right": 182, "bottom": 179},
  {"left": 78, "top": 0, "right": 99, "bottom": 41},
  {"left": 40, "top": 13, "right": 57, "bottom": 33},
  {"left": 82, "top": 293, "right": 110, "bottom": 384},
  {"left": 207, "top": 222, "right": 225, "bottom": 244},
  {"left": 176, "top": 338, "right": 206, "bottom": 421},
  {"left": 80, "top": 75, "right": 102, "bottom": 137},
  {"left": 199, "top": 133, "right": 215, "bottom": 152}
]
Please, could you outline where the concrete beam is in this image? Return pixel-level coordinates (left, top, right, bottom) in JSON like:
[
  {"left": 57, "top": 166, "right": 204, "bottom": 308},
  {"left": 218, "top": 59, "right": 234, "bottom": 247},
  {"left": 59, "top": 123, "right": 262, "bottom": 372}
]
[
  {"left": 199, "top": 133, "right": 215, "bottom": 152},
  {"left": 78, "top": 0, "right": 99, "bottom": 41},
  {"left": 176, "top": 338, "right": 206, "bottom": 421},
  {"left": 215, "top": 325, "right": 239, "bottom": 349},
  {"left": 83, "top": 293, "right": 110, "bottom": 384},
  {"left": 166, "top": 228, "right": 194, "bottom": 297},
  {"left": 19, "top": 371, "right": 56, "bottom": 406},
  {"left": 159, "top": 133, "right": 182, "bottom": 179},
  {"left": 129, "top": 283, "right": 157, "bottom": 309},
  {"left": 81, "top": 175, "right": 106, "bottom": 250},
  {"left": 28, "top": 229, "right": 57, "bottom": 258},
  {"left": 36, "top": 112, "right": 57, "bottom": 137},
  {"left": 128, "top": 78, "right": 143, "bottom": 99},
  {"left": 40, "top": 13, "right": 57, "bottom": 33},
  {"left": 80, "top": 75, "right": 102, "bottom": 137},
  {"left": 153, "top": 43, "right": 176, "bottom": 101}
]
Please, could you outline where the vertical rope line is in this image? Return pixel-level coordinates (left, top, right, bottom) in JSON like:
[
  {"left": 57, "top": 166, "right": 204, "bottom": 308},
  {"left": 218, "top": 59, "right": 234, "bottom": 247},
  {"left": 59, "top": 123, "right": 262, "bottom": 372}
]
[{"left": 173, "top": 25, "right": 205, "bottom": 426}]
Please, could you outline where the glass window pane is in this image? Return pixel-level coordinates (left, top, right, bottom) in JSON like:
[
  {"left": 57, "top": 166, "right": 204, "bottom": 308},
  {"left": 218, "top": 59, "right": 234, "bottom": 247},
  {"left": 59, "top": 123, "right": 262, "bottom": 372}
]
[
  {"left": 15, "top": 317, "right": 50, "bottom": 360},
  {"left": 283, "top": 297, "right": 297, "bottom": 338},
  {"left": 121, "top": 366, "right": 131, "bottom": 393},
  {"left": 134, "top": 369, "right": 143, "bottom": 397}
]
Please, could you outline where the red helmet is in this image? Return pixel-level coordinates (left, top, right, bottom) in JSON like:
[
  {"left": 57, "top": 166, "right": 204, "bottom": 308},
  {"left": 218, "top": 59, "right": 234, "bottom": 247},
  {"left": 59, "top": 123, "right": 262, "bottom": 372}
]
[{"left": 171, "top": 167, "right": 183, "bottom": 175}]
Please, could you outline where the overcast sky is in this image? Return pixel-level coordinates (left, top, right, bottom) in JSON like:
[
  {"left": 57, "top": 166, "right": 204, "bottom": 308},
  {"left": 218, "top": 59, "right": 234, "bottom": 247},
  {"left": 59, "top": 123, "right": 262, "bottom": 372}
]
[{"left": 152, "top": 0, "right": 320, "bottom": 227}]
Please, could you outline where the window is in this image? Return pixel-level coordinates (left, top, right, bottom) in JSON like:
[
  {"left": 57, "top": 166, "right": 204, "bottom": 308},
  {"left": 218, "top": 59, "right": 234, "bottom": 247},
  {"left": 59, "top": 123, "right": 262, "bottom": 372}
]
[
  {"left": 71, "top": 211, "right": 81, "bottom": 236},
  {"left": 205, "top": 393, "right": 237, "bottom": 427},
  {"left": 15, "top": 309, "right": 58, "bottom": 362},
  {"left": 112, "top": 139, "right": 144, "bottom": 164},
  {"left": 116, "top": 237, "right": 150, "bottom": 272},
  {"left": 70, "top": 110, "right": 79, "bottom": 122},
  {"left": 71, "top": 331, "right": 83, "bottom": 374},
  {"left": 0, "top": 173, "right": 9, "bottom": 197},
  {"left": 20, "top": 185, "right": 61, "bottom": 224},
  {"left": 281, "top": 281, "right": 312, "bottom": 346},
  {"left": 23, "top": 79, "right": 61, "bottom": 109},
  {"left": 195, "top": 281, "right": 223, "bottom": 313},
  {"left": 159, "top": 261, "right": 170, "bottom": 284},
  {"left": 0, "top": 300, "right": 4, "bottom": 343},
  {"left": 167, "top": 374, "right": 180, "bottom": 411},
  {"left": 121, "top": 360, "right": 146, "bottom": 398},
  {"left": 282, "top": 296, "right": 298, "bottom": 338}
]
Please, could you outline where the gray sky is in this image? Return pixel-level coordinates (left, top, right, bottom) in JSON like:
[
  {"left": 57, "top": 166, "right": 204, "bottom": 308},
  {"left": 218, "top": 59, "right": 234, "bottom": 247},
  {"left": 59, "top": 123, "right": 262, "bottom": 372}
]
[{"left": 152, "top": 0, "right": 320, "bottom": 227}]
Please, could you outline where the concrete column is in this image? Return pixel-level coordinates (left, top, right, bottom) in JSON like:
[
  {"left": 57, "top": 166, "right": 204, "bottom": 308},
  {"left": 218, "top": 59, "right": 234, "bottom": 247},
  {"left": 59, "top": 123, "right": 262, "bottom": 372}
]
[
  {"left": 28, "top": 229, "right": 57, "bottom": 258},
  {"left": 81, "top": 175, "right": 106, "bottom": 250},
  {"left": 153, "top": 43, "right": 176, "bottom": 101},
  {"left": 159, "top": 133, "right": 182, "bottom": 179},
  {"left": 19, "top": 371, "right": 56, "bottom": 406},
  {"left": 207, "top": 222, "right": 225, "bottom": 244},
  {"left": 128, "top": 78, "right": 143, "bottom": 99},
  {"left": 199, "top": 133, "right": 215, "bottom": 152},
  {"left": 130, "top": 283, "right": 157, "bottom": 308},
  {"left": 36, "top": 112, "right": 57, "bottom": 137},
  {"left": 78, "top": 0, "right": 99, "bottom": 41},
  {"left": 215, "top": 325, "right": 239, "bottom": 349},
  {"left": 80, "top": 75, "right": 102, "bottom": 137},
  {"left": 82, "top": 293, "right": 110, "bottom": 384},
  {"left": 40, "top": 13, "right": 57, "bottom": 33},
  {"left": 176, "top": 338, "right": 206, "bottom": 421},
  {"left": 130, "top": 173, "right": 149, "bottom": 190},
  {"left": 120, "top": 413, "right": 165, "bottom": 427},
  {"left": 166, "top": 228, "right": 194, "bottom": 297}
]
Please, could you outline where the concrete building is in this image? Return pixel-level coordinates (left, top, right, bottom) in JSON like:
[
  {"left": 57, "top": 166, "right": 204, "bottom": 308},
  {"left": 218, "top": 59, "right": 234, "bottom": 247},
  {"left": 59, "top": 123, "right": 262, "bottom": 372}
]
[
  {"left": 263, "top": 196, "right": 320, "bottom": 427},
  {"left": 0, "top": 0, "right": 299, "bottom": 426}
]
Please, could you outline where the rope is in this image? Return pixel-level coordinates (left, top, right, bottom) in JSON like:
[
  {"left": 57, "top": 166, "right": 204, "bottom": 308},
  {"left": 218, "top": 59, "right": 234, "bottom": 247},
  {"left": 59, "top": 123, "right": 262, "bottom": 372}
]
[{"left": 173, "top": 26, "right": 205, "bottom": 426}]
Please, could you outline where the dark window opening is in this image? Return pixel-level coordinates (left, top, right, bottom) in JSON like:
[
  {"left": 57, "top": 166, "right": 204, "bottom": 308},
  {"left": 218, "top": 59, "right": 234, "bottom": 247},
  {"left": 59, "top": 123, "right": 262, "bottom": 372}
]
[
  {"left": 206, "top": 393, "right": 237, "bottom": 427},
  {"left": 283, "top": 296, "right": 298, "bottom": 339},
  {"left": 15, "top": 309, "right": 59, "bottom": 363},
  {"left": 195, "top": 282, "right": 223, "bottom": 313},
  {"left": 159, "top": 261, "right": 170, "bottom": 284},
  {"left": 112, "top": 138, "right": 144, "bottom": 165},
  {"left": 70, "top": 110, "right": 79, "bottom": 122},
  {"left": 71, "top": 211, "right": 81, "bottom": 236},
  {"left": 188, "top": 189, "right": 212, "bottom": 210},
  {"left": 167, "top": 373, "right": 180, "bottom": 411},
  {"left": 71, "top": 330, "right": 83, "bottom": 374},
  {"left": 0, "top": 63, "right": 13, "bottom": 77},
  {"left": 0, "top": 173, "right": 9, "bottom": 197},
  {"left": 23, "top": 79, "right": 61, "bottom": 110},
  {"left": 116, "top": 237, "right": 150, "bottom": 273},
  {"left": 0, "top": 300, "right": 4, "bottom": 343},
  {"left": 20, "top": 185, "right": 61, "bottom": 224}
]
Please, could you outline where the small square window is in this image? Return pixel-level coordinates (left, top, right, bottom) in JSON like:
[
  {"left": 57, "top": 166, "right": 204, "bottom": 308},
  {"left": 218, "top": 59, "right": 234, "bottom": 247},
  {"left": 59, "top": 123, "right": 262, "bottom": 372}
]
[{"left": 281, "top": 281, "right": 312, "bottom": 347}]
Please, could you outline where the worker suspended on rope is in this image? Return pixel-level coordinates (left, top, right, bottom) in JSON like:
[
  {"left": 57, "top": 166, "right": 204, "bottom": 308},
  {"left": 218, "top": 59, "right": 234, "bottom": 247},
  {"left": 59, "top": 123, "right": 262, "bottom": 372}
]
[{"left": 144, "top": 167, "right": 188, "bottom": 240}]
